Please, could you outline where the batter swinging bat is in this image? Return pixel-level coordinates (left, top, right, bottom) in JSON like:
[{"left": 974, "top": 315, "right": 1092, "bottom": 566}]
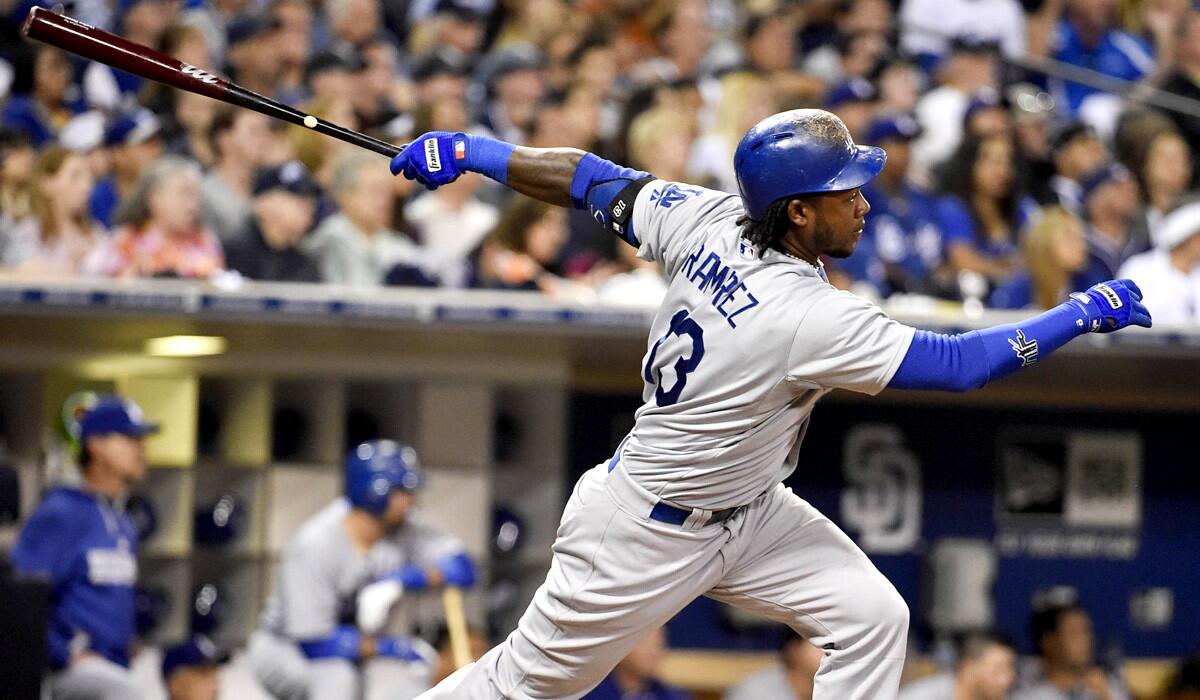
[
  {"left": 441, "top": 587, "right": 472, "bottom": 670},
  {"left": 20, "top": 8, "right": 402, "bottom": 159}
]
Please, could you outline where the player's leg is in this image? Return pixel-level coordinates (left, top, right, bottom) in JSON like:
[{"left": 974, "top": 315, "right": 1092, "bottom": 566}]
[
  {"left": 248, "top": 630, "right": 310, "bottom": 700},
  {"left": 417, "top": 464, "right": 728, "bottom": 700},
  {"left": 707, "top": 484, "right": 909, "bottom": 700},
  {"left": 48, "top": 655, "right": 142, "bottom": 700},
  {"left": 306, "top": 658, "right": 360, "bottom": 700}
]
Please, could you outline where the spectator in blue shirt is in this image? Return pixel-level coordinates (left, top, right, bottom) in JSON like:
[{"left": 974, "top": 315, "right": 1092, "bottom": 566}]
[
  {"left": 1, "top": 45, "right": 87, "bottom": 147},
  {"left": 12, "top": 395, "right": 158, "bottom": 700},
  {"left": 89, "top": 108, "right": 164, "bottom": 229},
  {"left": 1028, "top": 0, "right": 1166, "bottom": 117},
  {"left": 935, "top": 133, "right": 1038, "bottom": 291},
  {"left": 582, "top": 626, "right": 692, "bottom": 700},
  {"left": 842, "top": 114, "right": 949, "bottom": 297},
  {"left": 1076, "top": 162, "right": 1149, "bottom": 287}
]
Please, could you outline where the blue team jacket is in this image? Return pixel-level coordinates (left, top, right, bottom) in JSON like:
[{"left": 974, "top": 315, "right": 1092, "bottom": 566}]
[{"left": 12, "top": 487, "right": 139, "bottom": 669}]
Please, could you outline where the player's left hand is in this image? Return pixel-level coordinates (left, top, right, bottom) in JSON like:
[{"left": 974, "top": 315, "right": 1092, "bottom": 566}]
[
  {"left": 435, "top": 552, "right": 477, "bottom": 588},
  {"left": 356, "top": 578, "right": 403, "bottom": 635},
  {"left": 1068, "top": 279, "right": 1152, "bottom": 333},
  {"left": 390, "top": 131, "right": 466, "bottom": 190}
]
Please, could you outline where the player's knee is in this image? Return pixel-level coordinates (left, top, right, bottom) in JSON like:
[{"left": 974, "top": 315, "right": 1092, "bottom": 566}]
[{"left": 845, "top": 575, "right": 909, "bottom": 644}]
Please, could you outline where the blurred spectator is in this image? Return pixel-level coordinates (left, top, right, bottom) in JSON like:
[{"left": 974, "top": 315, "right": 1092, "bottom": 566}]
[
  {"left": 479, "top": 46, "right": 547, "bottom": 144},
  {"left": 632, "top": 0, "right": 713, "bottom": 85},
  {"left": 825, "top": 77, "right": 878, "bottom": 141},
  {"left": 225, "top": 13, "right": 286, "bottom": 99},
  {"left": 111, "top": 155, "right": 225, "bottom": 279},
  {"left": 722, "top": 632, "right": 822, "bottom": 700},
  {"left": 1, "top": 45, "right": 86, "bottom": 147},
  {"left": 271, "top": 0, "right": 316, "bottom": 105},
  {"left": 935, "top": 134, "right": 1032, "bottom": 287},
  {"left": 1028, "top": 0, "right": 1169, "bottom": 124},
  {"left": 899, "top": 0, "right": 1026, "bottom": 67},
  {"left": 306, "top": 49, "right": 364, "bottom": 104},
  {"left": 962, "top": 90, "right": 1012, "bottom": 142},
  {"left": 150, "top": 23, "right": 218, "bottom": 164},
  {"left": 354, "top": 38, "right": 409, "bottom": 135},
  {"left": 305, "top": 150, "right": 428, "bottom": 286},
  {"left": 742, "top": 11, "right": 825, "bottom": 109},
  {"left": 990, "top": 207, "right": 1088, "bottom": 309},
  {"left": 224, "top": 160, "right": 322, "bottom": 283},
  {"left": 912, "top": 37, "right": 1000, "bottom": 183},
  {"left": 1076, "top": 163, "right": 1148, "bottom": 287},
  {"left": 846, "top": 115, "right": 948, "bottom": 297},
  {"left": 689, "top": 71, "right": 776, "bottom": 193},
  {"left": 1008, "top": 83, "right": 1058, "bottom": 202},
  {"left": 898, "top": 631, "right": 1016, "bottom": 700},
  {"left": 326, "top": 0, "right": 383, "bottom": 55},
  {"left": 201, "top": 106, "right": 273, "bottom": 244},
  {"left": 410, "top": 52, "right": 471, "bottom": 107},
  {"left": 2, "top": 146, "right": 114, "bottom": 276},
  {"left": 803, "top": 0, "right": 893, "bottom": 83},
  {"left": 416, "top": 2, "right": 488, "bottom": 62},
  {"left": 1161, "top": 11, "right": 1200, "bottom": 181},
  {"left": 873, "top": 57, "right": 925, "bottom": 115},
  {"left": 1121, "top": 121, "right": 1193, "bottom": 245},
  {"left": 1041, "top": 121, "right": 1108, "bottom": 214},
  {"left": 1117, "top": 201, "right": 1200, "bottom": 323},
  {"left": 164, "top": 89, "right": 220, "bottom": 167},
  {"left": 90, "top": 107, "right": 164, "bottom": 229},
  {"left": 288, "top": 94, "right": 358, "bottom": 187},
  {"left": 471, "top": 195, "right": 568, "bottom": 293},
  {"left": 162, "top": 634, "right": 229, "bottom": 700},
  {"left": 0, "top": 127, "right": 35, "bottom": 231},
  {"left": 406, "top": 172, "right": 498, "bottom": 269},
  {"left": 581, "top": 626, "right": 692, "bottom": 700},
  {"left": 83, "top": 0, "right": 179, "bottom": 111},
  {"left": 1013, "top": 603, "right": 1130, "bottom": 700}
]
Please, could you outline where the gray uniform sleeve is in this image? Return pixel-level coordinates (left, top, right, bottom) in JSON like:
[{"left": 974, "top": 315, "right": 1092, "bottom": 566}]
[
  {"left": 398, "top": 517, "right": 467, "bottom": 565},
  {"left": 631, "top": 180, "right": 745, "bottom": 278},
  {"left": 787, "top": 288, "right": 916, "bottom": 395},
  {"left": 278, "top": 538, "right": 342, "bottom": 640}
]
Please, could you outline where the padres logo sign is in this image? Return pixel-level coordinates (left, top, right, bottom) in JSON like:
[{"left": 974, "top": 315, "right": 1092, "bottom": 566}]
[{"left": 841, "top": 424, "right": 921, "bottom": 554}]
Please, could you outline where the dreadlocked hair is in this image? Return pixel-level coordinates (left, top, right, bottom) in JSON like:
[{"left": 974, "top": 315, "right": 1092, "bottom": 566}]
[{"left": 737, "top": 198, "right": 794, "bottom": 252}]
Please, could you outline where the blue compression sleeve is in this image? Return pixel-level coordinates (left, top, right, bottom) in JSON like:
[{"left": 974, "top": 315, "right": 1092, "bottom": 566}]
[
  {"left": 298, "top": 626, "right": 361, "bottom": 660},
  {"left": 457, "top": 134, "right": 516, "bottom": 184},
  {"left": 889, "top": 301, "right": 1089, "bottom": 391},
  {"left": 571, "top": 152, "right": 652, "bottom": 246}
]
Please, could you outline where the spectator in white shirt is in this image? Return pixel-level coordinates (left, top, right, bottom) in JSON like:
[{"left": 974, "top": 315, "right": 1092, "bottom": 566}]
[
  {"left": 898, "top": 631, "right": 1017, "bottom": 700},
  {"left": 1118, "top": 200, "right": 1200, "bottom": 324}
]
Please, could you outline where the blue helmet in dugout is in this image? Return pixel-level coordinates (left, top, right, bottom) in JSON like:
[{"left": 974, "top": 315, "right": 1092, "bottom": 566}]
[
  {"left": 345, "top": 440, "right": 423, "bottom": 515},
  {"left": 734, "top": 108, "right": 887, "bottom": 220}
]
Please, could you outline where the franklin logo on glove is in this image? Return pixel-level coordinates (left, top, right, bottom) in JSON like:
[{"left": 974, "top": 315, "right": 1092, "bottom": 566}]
[
  {"left": 425, "top": 138, "right": 441, "bottom": 172},
  {"left": 1095, "top": 283, "right": 1122, "bottom": 310}
]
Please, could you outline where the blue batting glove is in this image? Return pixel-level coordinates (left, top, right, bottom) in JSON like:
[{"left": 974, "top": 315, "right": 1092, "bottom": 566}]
[
  {"left": 390, "top": 564, "right": 429, "bottom": 591},
  {"left": 434, "top": 552, "right": 477, "bottom": 588},
  {"left": 390, "top": 131, "right": 465, "bottom": 190},
  {"left": 1068, "top": 279, "right": 1152, "bottom": 333},
  {"left": 375, "top": 635, "right": 431, "bottom": 663},
  {"left": 298, "top": 625, "right": 360, "bottom": 660}
]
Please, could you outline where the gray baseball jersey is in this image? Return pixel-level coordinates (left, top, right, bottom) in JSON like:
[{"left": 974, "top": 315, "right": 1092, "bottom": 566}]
[
  {"left": 259, "top": 498, "right": 463, "bottom": 640},
  {"left": 621, "top": 180, "right": 916, "bottom": 509}
]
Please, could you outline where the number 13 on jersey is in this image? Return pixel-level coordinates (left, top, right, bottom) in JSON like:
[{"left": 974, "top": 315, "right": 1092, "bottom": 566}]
[{"left": 643, "top": 309, "right": 706, "bottom": 407}]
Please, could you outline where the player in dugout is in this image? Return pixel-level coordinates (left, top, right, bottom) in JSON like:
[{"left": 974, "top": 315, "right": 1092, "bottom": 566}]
[
  {"left": 13, "top": 395, "right": 158, "bottom": 700},
  {"left": 247, "top": 439, "right": 477, "bottom": 699},
  {"left": 388, "top": 109, "right": 1152, "bottom": 700}
]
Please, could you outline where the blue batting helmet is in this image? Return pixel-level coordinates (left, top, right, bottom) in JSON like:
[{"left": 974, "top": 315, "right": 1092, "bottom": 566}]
[
  {"left": 734, "top": 109, "right": 887, "bottom": 220},
  {"left": 345, "top": 440, "right": 422, "bottom": 514}
]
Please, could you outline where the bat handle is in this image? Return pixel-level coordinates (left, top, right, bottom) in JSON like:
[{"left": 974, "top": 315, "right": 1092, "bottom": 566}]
[{"left": 441, "top": 586, "right": 472, "bottom": 670}]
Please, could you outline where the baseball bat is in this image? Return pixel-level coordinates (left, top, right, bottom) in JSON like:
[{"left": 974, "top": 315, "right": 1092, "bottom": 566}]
[
  {"left": 20, "top": 7, "right": 403, "bottom": 159},
  {"left": 441, "top": 587, "right": 472, "bottom": 670}
]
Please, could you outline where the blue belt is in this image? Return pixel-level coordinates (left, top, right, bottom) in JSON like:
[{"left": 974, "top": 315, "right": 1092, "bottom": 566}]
[{"left": 606, "top": 442, "right": 739, "bottom": 528}]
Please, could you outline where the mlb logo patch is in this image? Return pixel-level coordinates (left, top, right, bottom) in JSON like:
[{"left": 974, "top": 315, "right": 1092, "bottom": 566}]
[{"left": 454, "top": 138, "right": 467, "bottom": 160}]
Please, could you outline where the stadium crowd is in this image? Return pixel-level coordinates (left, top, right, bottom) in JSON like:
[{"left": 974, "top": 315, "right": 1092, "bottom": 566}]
[{"left": 2, "top": 0, "right": 1200, "bottom": 319}]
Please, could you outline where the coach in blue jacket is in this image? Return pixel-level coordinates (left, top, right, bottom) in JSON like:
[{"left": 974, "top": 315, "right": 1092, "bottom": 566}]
[{"left": 14, "top": 395, "right": 158, "bottom": 700}]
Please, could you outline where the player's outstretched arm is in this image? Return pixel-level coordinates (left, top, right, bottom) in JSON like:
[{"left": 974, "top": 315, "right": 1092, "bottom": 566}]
[
  {"left": 390, "top": 132, "right": 653, "bottom": 245},
  {"left": 888, "top": 279, "right": 1152, "bottom": 392}
]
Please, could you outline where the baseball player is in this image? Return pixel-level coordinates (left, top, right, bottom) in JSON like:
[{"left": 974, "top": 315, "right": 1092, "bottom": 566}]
[
  {"left": 12, "top": 395, "right": 158, "bottom": 700},
  {"left": 248, "top": 439, "right": 477, "bottom": 700},
  {"left": 388, "top": 108, "right": 1152, "bottom": 700}
]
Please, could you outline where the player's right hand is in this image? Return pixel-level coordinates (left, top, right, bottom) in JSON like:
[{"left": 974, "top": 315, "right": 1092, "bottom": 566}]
[
  {"left": 356, "top": 579, "right": 404, "bottom": 635},
  {"left": 390, "top": 131, "right": 466, "bottom": 190},
  {"left": 1068, "top": 279, "right": 1152, "bottom": 333},
  {"left": 435, "top": 552, "right": 477, "bottom": 588}
]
